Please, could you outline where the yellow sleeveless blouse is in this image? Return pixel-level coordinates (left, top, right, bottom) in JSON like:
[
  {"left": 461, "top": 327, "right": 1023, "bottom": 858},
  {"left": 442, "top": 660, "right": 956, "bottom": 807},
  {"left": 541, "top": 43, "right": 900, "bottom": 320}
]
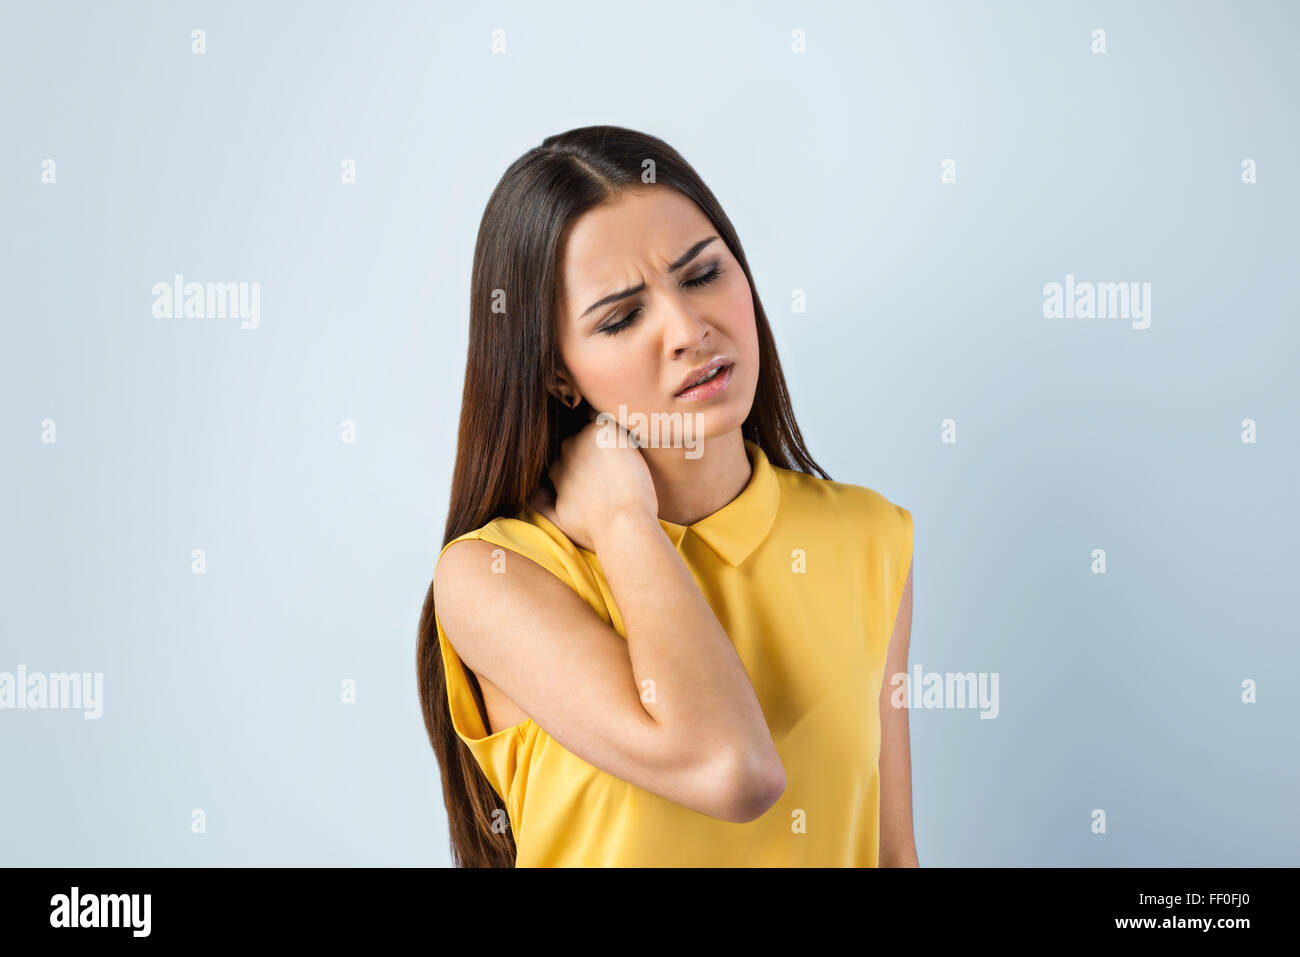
[{"left": 433, "top": 439, "right": 913, "bottom": 866}]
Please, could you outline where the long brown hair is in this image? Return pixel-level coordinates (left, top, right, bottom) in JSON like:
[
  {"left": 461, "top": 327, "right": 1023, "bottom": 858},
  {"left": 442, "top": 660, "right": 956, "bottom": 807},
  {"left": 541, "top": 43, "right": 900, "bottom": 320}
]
[{"left": 416, "top": 124, "right": 831, "bottom": 867}]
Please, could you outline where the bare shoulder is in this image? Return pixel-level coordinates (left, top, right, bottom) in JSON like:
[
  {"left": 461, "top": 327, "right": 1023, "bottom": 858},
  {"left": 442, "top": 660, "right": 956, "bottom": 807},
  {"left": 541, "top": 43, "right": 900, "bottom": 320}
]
[
  {"left": 433, "top": 537, "right": 569, "bottom": 647},
  {"left": 434, "top": 537, "right": 500, "bottom": 600}
]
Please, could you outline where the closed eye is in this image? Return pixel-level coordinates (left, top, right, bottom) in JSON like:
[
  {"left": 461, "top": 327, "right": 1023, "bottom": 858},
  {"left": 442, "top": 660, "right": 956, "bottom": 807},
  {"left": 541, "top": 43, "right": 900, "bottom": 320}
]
[{"left": 598, "top": 263, "right": 725, "bottom": 336}]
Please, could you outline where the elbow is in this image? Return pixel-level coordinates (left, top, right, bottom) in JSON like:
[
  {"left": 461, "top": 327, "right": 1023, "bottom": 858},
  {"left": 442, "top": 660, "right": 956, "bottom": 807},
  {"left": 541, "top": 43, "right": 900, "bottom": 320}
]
[{"left": 712, "top": 746, "right": 786, "bottom": 823}]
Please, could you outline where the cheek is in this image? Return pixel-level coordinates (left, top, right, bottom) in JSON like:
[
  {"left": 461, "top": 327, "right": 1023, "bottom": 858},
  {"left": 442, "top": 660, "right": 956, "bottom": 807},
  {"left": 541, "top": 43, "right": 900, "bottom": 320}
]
[
  {"left": 719, "top": 278, "right": 758, "bottom": 355},
  {"left": 572, "top": 345, "right": 658, "bottom": 405}
]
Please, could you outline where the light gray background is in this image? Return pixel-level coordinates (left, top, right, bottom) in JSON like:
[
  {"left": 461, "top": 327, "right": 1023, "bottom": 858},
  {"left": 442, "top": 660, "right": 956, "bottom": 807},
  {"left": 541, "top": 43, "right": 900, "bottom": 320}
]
[{"left": 2, "top": 0, "right": 1296, "bottom": 866}]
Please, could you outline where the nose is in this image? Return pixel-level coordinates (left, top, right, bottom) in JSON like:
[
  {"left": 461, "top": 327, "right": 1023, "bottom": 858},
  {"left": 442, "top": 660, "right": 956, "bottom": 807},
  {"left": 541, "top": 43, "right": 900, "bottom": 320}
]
[{"left": 663, "top": 296, "right": 712, "bottom": 360}]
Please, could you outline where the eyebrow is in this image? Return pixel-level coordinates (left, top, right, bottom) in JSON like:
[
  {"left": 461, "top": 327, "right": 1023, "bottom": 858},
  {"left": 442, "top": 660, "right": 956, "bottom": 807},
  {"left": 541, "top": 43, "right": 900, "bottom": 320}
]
[{"left": 579, "top": 236, "right": 720, "bottom": 321}]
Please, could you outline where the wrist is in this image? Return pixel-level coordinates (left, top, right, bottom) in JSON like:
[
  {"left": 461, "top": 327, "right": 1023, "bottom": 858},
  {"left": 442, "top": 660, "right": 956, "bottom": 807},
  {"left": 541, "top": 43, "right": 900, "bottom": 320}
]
[{"left": 590, "top": 505, "right": 662, "bottom": 552}]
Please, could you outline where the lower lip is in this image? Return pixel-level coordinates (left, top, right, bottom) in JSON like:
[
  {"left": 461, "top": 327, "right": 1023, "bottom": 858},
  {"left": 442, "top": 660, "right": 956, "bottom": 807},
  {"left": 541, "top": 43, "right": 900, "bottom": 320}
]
[{"left": 675, "top": 364, "right": 734, "bottom": 402}]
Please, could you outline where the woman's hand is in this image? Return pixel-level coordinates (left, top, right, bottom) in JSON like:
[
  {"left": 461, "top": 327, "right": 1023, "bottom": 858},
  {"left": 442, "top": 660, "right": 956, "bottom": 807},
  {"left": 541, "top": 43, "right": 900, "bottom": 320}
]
[{"left": 529, "top": 411, "right": 659, "bottom": 551}]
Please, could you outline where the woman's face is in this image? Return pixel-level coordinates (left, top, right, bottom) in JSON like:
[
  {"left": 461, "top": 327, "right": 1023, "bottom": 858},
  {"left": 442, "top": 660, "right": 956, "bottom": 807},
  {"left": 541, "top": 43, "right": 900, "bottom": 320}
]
[{"left": 553, "top": 186, "right": 759, "bottom": 446}]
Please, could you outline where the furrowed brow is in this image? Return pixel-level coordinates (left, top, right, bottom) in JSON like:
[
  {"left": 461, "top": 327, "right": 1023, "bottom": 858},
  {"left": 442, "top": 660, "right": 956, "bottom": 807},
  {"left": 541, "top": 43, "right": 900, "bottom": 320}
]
[{"left": 579, "top": 236, "right": 719, "bottom": 321}]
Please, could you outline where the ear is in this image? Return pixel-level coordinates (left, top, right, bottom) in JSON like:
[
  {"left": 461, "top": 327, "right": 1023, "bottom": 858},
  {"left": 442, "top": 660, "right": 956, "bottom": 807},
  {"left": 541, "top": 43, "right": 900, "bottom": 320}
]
[{"left": 547, "top": 368, "right": 582, "bottom": 407}]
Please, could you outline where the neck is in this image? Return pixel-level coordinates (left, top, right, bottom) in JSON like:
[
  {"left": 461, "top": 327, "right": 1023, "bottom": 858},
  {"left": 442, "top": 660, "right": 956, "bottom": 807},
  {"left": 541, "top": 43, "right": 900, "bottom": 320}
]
[{"left": 637, "top": 429, "right": 752, "bottom": 526}]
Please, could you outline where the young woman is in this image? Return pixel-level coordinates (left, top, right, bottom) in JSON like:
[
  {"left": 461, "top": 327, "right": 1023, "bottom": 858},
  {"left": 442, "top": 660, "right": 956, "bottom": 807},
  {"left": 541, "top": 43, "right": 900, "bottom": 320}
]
[{"left": 417, "top": 125, "right": 917, "bottom": 867}]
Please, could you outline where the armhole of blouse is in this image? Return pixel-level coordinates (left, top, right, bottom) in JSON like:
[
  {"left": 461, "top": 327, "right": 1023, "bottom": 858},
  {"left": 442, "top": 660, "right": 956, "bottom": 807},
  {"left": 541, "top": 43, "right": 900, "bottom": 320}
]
[
  {"left": 433, "top": 518, "right": 584, "bottom": 752},
  {"left": 432, "top": 531, "right": 530, "bottom": 803},
  {"left": 885, "top": 505, "right": 914, "bottom": 641}
]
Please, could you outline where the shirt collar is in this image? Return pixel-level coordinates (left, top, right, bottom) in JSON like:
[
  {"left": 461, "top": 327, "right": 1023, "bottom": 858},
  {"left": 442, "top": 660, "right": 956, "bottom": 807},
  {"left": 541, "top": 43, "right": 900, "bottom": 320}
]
[{"left": 655, "top": 438, "right": 780, "bottom": 567}]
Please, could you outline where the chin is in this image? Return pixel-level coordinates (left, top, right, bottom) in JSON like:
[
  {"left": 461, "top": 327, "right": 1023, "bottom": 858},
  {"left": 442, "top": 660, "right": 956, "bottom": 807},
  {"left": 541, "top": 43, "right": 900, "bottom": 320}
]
[{"left": 691, "top": 401, "right": 751, "bottom": 443}]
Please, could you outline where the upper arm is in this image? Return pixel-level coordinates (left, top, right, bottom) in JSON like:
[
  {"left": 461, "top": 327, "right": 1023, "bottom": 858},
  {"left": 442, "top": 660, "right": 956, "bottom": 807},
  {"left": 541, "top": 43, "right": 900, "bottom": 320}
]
[
  {"left": 884, "top": 560, "right": 912, "bottom": 675},
  {"left": 878, "top": 559, "right": 918, "bottom": 866},
  {"left": 433, "top": 537, "right": 748, "bottom": 822}
]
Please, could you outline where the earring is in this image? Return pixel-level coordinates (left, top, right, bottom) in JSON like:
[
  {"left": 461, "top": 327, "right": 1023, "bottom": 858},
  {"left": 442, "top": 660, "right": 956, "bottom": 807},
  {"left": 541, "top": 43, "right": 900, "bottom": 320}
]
[{"left": 566, "top": 393, "right": 580, "bottom": 408}]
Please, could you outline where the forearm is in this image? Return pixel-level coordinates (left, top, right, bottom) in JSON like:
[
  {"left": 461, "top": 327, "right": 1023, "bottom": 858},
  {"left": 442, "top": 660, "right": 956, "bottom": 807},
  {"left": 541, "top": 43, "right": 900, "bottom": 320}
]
[{"left": 591, "top": 508, "right": 777, "bottom": 771}]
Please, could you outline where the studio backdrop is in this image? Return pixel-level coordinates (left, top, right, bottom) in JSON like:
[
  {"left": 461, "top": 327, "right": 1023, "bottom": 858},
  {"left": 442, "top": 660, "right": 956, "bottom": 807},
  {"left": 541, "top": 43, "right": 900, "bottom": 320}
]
[{"left": 1, "top": 0, "right": 1296, "bottom": 866}]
